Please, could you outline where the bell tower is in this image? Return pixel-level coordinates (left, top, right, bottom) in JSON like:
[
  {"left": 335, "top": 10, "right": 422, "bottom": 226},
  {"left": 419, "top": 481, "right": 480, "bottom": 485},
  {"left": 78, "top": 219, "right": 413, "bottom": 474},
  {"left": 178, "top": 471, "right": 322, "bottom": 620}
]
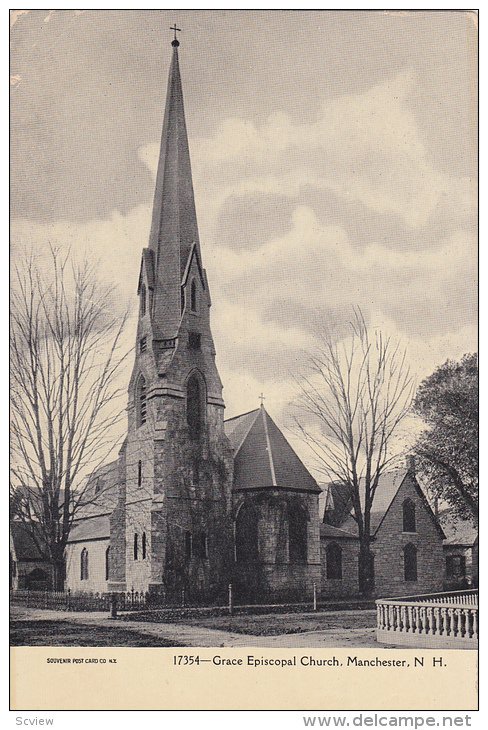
[{"left": 109, "top": 31, "right": 234, "bottom": 601}]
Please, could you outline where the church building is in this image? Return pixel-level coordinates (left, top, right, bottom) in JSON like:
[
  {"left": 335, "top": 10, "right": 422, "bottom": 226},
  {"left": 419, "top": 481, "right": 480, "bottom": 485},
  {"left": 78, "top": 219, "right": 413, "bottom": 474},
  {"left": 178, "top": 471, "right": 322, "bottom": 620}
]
[
  {"left": 65, "top": 36, "right": 445, "bottom": 604},
  {"left": 65, "top": 36, "right": 321, "bottom": 604}
]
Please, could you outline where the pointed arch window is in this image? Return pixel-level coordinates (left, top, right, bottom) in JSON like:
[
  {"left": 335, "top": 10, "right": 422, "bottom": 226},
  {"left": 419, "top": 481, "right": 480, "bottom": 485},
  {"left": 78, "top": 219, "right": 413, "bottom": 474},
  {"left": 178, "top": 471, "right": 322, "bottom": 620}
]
[
  {"left": 190, "top": 279, "right": 197, "bottom": 312},
  {"left": 235, "top": 503, "right": 259, "bottom": 563},
  {"left": 404, "top": 543, "right": 418, "bottom": 582},
  {"left": 187, "top": 373, "right": 204, "bottom": 439},
  {"left": 105, "top": 546, "right": 110, "bottom": 581},
  {"left": 140, "top": 283, "right": 146, "bottom": 317},
  {"left": 137, "top": 375, "right": 147, "bottom": 427},
  {"left": 326, "top": 542, "right": 342, "bottom": 579},
  {"left": 288, "top": 504, "right": 308, "bottom": 564},
  {"left": 80, "top": 548, "right": 89, "bottom": 581},
  {"left": 142, "top": 532, "right": 147, "bottom": 560},
  {"left": 134, "top": 533, "right": 139, "bottom": 561},
  {"left": 403, "top": 499, "right": 416, "bottom": 533}
]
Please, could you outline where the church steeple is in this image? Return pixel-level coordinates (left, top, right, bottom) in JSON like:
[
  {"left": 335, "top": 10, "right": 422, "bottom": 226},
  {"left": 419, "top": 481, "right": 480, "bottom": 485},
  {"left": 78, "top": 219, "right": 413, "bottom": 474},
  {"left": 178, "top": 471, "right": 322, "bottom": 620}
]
[{"left": 148, "top": 34, "right": 202, "bottom": 338}]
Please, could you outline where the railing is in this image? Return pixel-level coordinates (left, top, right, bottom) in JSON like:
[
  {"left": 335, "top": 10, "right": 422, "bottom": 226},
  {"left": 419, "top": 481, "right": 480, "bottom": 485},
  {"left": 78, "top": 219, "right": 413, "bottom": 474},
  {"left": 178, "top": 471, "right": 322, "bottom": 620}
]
[
  {"left": 376, "top": 590, "right": 478, "bottom": 648},
  {"left": 9, "top": 589, "right": 151, "bottom": 612}
]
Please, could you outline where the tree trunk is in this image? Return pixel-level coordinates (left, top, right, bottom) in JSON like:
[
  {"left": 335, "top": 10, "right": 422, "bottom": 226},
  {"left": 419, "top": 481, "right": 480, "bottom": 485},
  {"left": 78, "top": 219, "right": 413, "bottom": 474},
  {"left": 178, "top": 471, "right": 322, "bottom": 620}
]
[
  {"left": 52, "top": 558, "right": 66, "bottom": 592},
  {"left": 358, "top": 542, "right": 374, "bottom": 597}
]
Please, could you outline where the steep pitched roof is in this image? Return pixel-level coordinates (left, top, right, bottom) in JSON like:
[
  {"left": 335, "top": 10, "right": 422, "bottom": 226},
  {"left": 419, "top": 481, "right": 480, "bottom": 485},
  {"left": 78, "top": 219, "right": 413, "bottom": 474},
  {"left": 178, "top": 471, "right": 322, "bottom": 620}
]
[
  {"left": 10, "top": 522, "right": 46, "bottom": 561},
  {"left": 439, "top": 509, "right": 478, "bottom": 546},
  {"left": 74, "top": 460, "right": 119, "bottom": 522},
  {"left": 324, "top": 469, "right": 436, "bottom": 536},
  {"left": 148, "top": 41, "right": 202, "bottom": 337},
  {"left": 225, "top": 407, "right": 320, "bottom": 493},
  {"left": 68, "top": 515, "right": 111, "bottom": 543},
  {"left": 320, "top": 523, "right": 358, "bottom": 540}
]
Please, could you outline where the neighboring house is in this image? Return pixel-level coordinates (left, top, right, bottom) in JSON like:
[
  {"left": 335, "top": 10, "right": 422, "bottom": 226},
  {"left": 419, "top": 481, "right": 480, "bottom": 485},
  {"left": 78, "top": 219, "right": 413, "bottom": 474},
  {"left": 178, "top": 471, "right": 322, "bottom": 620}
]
[
  {"left": 439, "top": 508, "right": 478, "bottom": 589},
  {"left": 10, "top": 522, "right": 53, "bottom": 590},
  {"left": 320, "top": 460, "right": 446, "bottom": 599}
]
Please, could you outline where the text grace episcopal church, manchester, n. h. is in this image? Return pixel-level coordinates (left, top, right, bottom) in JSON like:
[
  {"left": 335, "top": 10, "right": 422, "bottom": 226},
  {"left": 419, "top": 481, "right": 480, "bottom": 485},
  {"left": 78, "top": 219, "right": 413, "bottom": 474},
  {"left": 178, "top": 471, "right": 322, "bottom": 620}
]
[{"left": 63, "top": 36, "right": 446, "bottom": 603}]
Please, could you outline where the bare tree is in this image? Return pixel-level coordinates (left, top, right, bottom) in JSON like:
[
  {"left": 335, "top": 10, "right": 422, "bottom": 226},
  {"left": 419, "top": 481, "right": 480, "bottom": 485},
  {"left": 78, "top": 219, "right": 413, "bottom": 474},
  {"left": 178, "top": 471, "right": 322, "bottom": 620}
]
[
  {"left": 10, "top": 248, "right": 131, "bottom": 590},
  {"left": 296, "top": 310, "right": 414, "bottom": 596}
]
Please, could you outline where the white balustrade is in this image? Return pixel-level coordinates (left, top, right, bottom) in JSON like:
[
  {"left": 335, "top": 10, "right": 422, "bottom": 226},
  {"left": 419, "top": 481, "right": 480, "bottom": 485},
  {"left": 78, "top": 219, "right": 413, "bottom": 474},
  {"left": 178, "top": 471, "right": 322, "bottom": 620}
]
[{"left": 376, "top": 591, "right": 478, "bottom": 647}]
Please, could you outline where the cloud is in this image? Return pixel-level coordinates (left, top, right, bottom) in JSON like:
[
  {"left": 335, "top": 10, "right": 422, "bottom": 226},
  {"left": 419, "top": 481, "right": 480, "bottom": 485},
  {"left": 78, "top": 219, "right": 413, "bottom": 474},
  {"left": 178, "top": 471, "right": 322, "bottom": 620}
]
[
  {"left": 13, "top": 69, "right": 477, "bottom": 431},
  {"left": 185, "top": 69, "right": 473, "bottom": 233}
]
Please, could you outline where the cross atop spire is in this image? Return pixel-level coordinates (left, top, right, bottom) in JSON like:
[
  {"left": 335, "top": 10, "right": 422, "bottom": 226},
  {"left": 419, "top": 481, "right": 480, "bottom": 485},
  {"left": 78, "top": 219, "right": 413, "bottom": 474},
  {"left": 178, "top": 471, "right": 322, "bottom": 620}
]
[
  {"left": 170, "top": 24, "right": 181, "bottom": 47},
  {"left": 259, "top": 393, "right": 266, "bottom": 408}
]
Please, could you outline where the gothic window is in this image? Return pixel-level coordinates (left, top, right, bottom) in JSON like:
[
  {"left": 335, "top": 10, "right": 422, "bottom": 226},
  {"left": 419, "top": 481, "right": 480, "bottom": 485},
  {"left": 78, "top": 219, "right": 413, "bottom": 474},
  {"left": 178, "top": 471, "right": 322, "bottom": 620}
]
[
  {"left": 190, "top": 279, "right": 197, "bottom": 312},
  {"left": 133, "top": 533, "right": 139, "bottom": 561},
  {"left": 326, "top": 542, "right": 343, "bottom": 579},
  {"left": 198, "top": 532, "right": 208, "bottom": 559},
  {"left": 185, "top": 531, "right": 192, "bottom": 561},
  {"left": 235, "top": 503, "right": 259, "bottom": 563},
  {"left": 140, "top": 336, "right": 147, "bottom": 353},
  {"left": 142, "top": 532, "right": 147, "bottom": 559},
  {"left": 80, "top": 548, "right": 89, "bottom": 580},
  {"left": 446, "top": 554, "right": 466, "bottom": 579},
  {"left": 187, "top": 373, "right": 204, "bottom": 439},
  {"left": 141, "top": 283, "right": 146, "bottom": 317},
  {"left": 94, "top": 477, "right": 104, "bottom": 495},
  {"left": 188, "top": 332, "right": 201, "bottom": 350},
  {"left": 403, "top": 499, "right": 416, "bottom": 533},
  {"left": 288, "top": 505, "right": 308, "bottom": 564},
  {"left": 137, "top": 375, "right": 147, "bottom": 427},
  {"left": 404, "top": 543, "right": 418, "bottom": 582},
  {"left": 105, "top": 546, "right": 110, "bottom": 581},
  {"left": 138, "top": 460, "right": 142, "bottom": 487}
]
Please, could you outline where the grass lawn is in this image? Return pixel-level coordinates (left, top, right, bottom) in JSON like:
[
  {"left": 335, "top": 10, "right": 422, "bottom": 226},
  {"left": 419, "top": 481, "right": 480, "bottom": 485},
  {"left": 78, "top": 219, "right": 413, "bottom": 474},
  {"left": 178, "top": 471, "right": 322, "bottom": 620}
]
[
  {"left": 123, "top": 609, "right": 377, "bottom": 636},
  {"left": 10, "top": 620, "right": 185, "bottom": 647}
]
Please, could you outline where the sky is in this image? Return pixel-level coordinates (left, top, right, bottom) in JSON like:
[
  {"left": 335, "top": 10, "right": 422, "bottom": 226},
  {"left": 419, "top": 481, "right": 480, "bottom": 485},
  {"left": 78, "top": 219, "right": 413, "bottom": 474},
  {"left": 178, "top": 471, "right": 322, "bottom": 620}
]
[{"left": 10, "top": 9, "right": 477, "bottom": 468}]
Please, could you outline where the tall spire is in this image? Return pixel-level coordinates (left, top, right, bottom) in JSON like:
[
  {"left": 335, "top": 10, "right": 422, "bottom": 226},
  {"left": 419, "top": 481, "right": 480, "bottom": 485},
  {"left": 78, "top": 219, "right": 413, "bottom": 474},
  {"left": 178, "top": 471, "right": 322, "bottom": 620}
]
[{"left": 148, "top": 34, "right": 201, "bottom": 337}]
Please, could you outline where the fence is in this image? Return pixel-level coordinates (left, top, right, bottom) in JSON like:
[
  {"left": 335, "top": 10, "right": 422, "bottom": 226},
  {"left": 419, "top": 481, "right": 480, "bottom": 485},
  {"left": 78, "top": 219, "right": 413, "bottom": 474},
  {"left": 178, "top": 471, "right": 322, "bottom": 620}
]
[
  {"left": 10, "top": 589, "right": 151, "bottom": 612},
  {"left": 376, "top": 590, "right": 478, "bottom": 648}
]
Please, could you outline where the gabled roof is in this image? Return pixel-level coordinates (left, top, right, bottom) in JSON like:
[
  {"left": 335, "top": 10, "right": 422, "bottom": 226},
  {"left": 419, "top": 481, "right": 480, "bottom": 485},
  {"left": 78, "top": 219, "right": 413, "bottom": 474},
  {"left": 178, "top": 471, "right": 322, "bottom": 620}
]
[
  {"left": 224, "top": 407, "right": 320, "bottom": 493},
  {"left": 320, "top": 523, "right": 358, "bottom": 540},
  {"left": 75, "top": 459, "right": 119, "bottom": 520},
  {"left": 137, "top": 248, "right": 155, "bottom": 294},
  {"left": 68, "top": 515, "right": 111, "bottom": 543},
  {"left": 324, "top": 469, "right": 445, "bottom": 538},
  {"left": 10, "top": 522, "right": 46, "bottom": 561},
  {"left": 439, "top": 508, "right": 478, "bottom": 546},
  {"left": 181, "top": 242, "right": 206, "bottom": 290}
]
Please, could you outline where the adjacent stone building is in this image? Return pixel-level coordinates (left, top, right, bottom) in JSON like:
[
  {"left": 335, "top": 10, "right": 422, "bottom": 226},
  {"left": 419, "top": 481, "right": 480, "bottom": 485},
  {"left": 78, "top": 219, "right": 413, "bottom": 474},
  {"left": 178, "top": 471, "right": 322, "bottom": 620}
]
[
  {"left": 320, "top": 462, "right": 446, "bottom": 598},
  {"left": 439, "top": 508, "right": 478, "bottom": 589}
]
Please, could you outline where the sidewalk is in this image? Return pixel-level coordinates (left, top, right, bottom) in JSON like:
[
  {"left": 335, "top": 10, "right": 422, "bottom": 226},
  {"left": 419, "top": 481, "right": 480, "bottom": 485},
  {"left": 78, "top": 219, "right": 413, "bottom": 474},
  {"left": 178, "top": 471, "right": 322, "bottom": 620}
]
[{"left": 11, "top": 605, "right": 379, "bottom": 648}]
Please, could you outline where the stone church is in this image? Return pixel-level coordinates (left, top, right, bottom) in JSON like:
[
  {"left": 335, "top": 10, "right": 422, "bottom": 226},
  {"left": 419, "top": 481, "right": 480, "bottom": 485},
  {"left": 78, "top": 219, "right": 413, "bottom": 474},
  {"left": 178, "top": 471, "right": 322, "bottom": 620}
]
[{"left": 65, "top": 38, "right": 444, "bottom": 603}]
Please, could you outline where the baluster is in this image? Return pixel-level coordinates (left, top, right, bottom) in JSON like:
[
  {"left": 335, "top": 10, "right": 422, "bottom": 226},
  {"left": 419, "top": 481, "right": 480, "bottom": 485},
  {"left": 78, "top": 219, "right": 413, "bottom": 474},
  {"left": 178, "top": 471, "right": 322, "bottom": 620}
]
[
  {"left": 399, "top": 605, "right": 405, "bottom": 632},
  {"left": 406, "top": 605, "right": 413, "bottom": 633},
  {"left": 460, "top": 608, "right": 466, "bottom": 638},
  {"left": 472, "top": 609, "right": 478, "bottom": 640},
  {"left": 426, "top": 607, "right": 432, "bottom": 635},
  {"left": 440, "top": 607, "right": 447, "bottom": 636},
  {"left": 377, "top": 604, "right": 382, "bottom": 630},
  {"left": 453, "top": 609, "right": 460, "bottom": 637}
]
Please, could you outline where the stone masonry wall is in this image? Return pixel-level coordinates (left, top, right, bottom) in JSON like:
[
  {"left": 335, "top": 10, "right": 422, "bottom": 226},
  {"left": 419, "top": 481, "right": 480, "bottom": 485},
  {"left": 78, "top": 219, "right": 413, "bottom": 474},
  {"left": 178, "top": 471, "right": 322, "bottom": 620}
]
[
  {"left": 320, "top": 537, "right": 359, "bottom": 598},
  {"left": 372, "top": 473, "right": 444, "bottom": 598},
  {"left": 232, "top": 490, "right": 321, "bottom": 602}
]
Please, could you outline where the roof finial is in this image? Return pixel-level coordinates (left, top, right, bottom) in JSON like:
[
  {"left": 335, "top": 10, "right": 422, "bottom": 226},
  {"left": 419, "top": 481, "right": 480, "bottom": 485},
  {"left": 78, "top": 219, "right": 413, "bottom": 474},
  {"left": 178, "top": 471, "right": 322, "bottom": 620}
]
[
  {"left": 170, "top": 23, "right": 181, "bottom": 47},
  {"left": 259, "top": 392, "right": 266, "bottom": 408}
]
